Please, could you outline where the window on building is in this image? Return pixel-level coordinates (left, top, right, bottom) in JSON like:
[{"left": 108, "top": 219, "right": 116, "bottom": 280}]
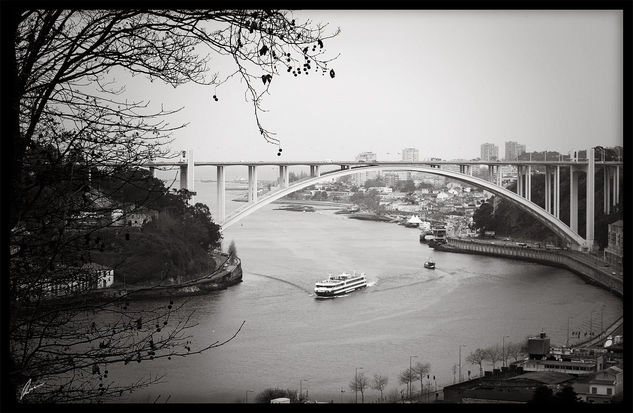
[
  {"left": 591, "top": 387, "right": 597, "bottom": 394},
  {"left": 606, "top": 388, "right": 612, "bottom": 396}
]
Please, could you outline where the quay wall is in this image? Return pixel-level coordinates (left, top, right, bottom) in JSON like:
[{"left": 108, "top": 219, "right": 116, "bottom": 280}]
[{"left": 442, "top": 238, "right": 623, "bottom": 298}]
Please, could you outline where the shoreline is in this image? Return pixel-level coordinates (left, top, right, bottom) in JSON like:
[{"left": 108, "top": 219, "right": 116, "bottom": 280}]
[{"left": 434, "top": 238, "right": 623, "bottom": 298}]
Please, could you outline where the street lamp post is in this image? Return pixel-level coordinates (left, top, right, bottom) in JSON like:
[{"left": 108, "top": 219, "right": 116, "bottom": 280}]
[
  {"left": 300, "top": 379, "right": 308, "bottom": 402},
  {"left": 355, "top": 367, "right": 363, "bottom": 404},
  {"left": 409, "top": 357, "right": 413, "bottom": 401},
  {"left": 502, "top": 336, "right": 509, "bottom": 368},
  {"left": 244, "top": 390, "right": 253, "bottom": 403},
  {"left": 458, "top": 345, "right": 466, "bottom": 382}
]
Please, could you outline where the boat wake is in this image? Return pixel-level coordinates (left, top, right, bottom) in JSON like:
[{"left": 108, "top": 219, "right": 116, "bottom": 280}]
[
  {"left": 369, "top": 274, "right": 443, "bottom": 293},
  {"left": 249, "top": 272, "right": 312, "bottom": 294}
]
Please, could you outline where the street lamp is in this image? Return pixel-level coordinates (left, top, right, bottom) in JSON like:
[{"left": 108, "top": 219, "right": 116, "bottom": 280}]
[
  {"left": 409, "top": 355, "right": 417, "bottom": 401},
  {"left": 299, "top": 379, "right": 308, "bottom": 402},
  {"left": 458, "top": 345, "right": 466, "bottom": 382},
  {"left": 244, "top": 390, "right": 253, "bottom": 403},
  {"left": 502, "top": 335, "right": 509, "bottom": 368},
  {"left": 355, "top": 367, "right": 363, "bottom": 404}
]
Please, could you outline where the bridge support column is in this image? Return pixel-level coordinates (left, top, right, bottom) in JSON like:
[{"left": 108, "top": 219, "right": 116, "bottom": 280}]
[
  {"left": 310, "top": 165, "right": 321, "bottom": 177},
  {"left": 569, "top": 165, "right": 579, "bottom": 234},
  {"left": 517, "top": 166, "right": 523, "bottom": 197},
  {"left": 554, "top": 166, "right": 560, "bottom": 219},
  {"left": 603, "top": 166, "right": 611, "bottom": 215},
  {"left": 614, "top": 166, "right": 620, "bottom": 205},
  {"left": 179, "top": 149, "right": 195, "bottom": 204},
  {"left": 217, "top": 165, "right": 225, "bottom": 223},
  {"left": 545, "top": 166, "right": 551, "bottom": 213},
  {"left": 248, "top": 165, "right": 258, "bottom": 202},
  {"left": 149, "top": 166, "right": 155, "bottom": 178},
  {"left": 279, "top": 165, "right": 289, "bottom": 188},
  {"left": 586, "top": 148, "right": 595, "bottom": 248},
  {"left": 488, "top": 165, "right": 494, "bottom": 183},
  {"left": 526, "top": 165, "right": 532, "bottom": 201}
]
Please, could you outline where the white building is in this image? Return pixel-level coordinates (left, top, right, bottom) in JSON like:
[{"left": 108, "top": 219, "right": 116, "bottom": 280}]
[{"left": 352, "top": 151, "right": 378, "bottom": 186}]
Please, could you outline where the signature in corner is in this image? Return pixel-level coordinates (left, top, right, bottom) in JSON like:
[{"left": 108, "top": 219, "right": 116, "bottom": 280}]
[{"left": 20, "top": 378, "right": 45, "bottom": 401}]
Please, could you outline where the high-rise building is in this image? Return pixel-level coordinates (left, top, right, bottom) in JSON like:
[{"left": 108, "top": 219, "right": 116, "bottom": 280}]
[
  {"left": 353, "top": 152, "right": 378, "bottom": 186},
  {"left": 480, "top": 143, "right": 499, "bottom": 161},
  {"left": 401, "top": 148, "right": 419, "bottom": 180},
  {"left": 504, "top": 141, "right": 526, "bottom": 161},
  {"left": 402, "top": 148, "right": 419, "bottom": 162}
]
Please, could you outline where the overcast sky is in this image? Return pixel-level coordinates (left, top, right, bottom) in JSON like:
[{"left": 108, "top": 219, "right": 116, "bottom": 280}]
[{"left": 125, "top": 10, "right": 623, "bottom": 168}]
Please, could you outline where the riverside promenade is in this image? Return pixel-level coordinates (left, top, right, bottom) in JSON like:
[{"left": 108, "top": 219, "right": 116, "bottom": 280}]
[{"left": 438, "top": 237, "right": 623, "bottom": 298}]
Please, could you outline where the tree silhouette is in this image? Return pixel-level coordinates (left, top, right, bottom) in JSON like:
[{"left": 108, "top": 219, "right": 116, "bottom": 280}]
[
  {"left": 412, "top": 361, "right": 431, "bottom": 401},
  {"left": 349, "top": 371, "right": 369, "bottom": 403},
  {"left": 4, "top": 6, "right": 339, "bottom": 404},
  {"left": 370, "top": 374, "right": 388, "bottom": 402},
  {"left": 466, "top": 348, "right": 487, "bottom": 377}
]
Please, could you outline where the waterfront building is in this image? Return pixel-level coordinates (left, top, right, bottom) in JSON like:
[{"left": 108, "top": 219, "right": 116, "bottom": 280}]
[
  {"left": 518, "top": 332, "right": 606, "bottom": 375},
  {"left": 480, "top": 143, "right": 499, "bottom": 161},
  {"left": 442, "top": 367, "right": 574, "bottom": 404},
  {"left": 505, "top": 141, "right": 526, "bottom": 161},
  {"left": 604, "top": 220, "right": 623, "bottom": 266}
]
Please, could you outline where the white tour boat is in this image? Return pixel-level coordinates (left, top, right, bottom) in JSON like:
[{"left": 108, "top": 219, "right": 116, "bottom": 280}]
[{"left": 314, "top": 271, "right": 367, "bottom": 298}]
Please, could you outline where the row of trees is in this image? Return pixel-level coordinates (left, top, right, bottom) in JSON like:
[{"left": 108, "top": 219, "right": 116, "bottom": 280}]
[
  {"left": 347, "top": 361, "right": 432, "bottom": 403},
  {"left": 465, "top": 342, "right": 527, "bottom": 377}
]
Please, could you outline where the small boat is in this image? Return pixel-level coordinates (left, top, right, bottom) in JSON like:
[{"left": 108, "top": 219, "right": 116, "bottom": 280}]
[
  {"left": 424, "top": 257, "right": 436, "bottom": 269},
  {"left": 314, "top": 271, "right": 367, "bottom": 298}
]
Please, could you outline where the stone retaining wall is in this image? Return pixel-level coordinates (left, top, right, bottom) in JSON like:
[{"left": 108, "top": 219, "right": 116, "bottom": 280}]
[{"left": 443, "top": 238, "right": 623, "bottom": 298}]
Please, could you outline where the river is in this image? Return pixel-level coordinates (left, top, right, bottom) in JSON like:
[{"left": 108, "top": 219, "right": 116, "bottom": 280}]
[{"left": 108, "top": 181, "right": 622, "bottom": 403}]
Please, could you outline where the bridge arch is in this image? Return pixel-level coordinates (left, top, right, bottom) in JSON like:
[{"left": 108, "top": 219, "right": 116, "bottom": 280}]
[{"left": 220, "top": 165, "right": 586, "bottom": 248}]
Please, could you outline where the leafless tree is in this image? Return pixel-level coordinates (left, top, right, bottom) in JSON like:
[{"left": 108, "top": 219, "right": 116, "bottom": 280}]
[
  {"left": 4, "top": 6, "right": 339, "bottom": 404},
  {"left": 506, "top": 342, "right": 527, "bottom": 363},
  {"left": 412, "top": 361, "right": 431, "bottom": 401},
  {"left": 370, "top": 374, "right": 388, "bottom": 402},
  {"left": 484, "top": 345, "right": 503, "bottom": 370},
  {"left": 398, "top": 367, "right": 415, "bottom": 401},
  {"left": 465, "top": 348, "right": 487, "bottom": 377},
  {"left": 349, "top": 371, "right": 369, "bottom": 403}
]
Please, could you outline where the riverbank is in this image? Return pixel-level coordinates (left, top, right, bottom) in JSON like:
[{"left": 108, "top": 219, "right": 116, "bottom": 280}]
[{"left": 435, "top": 238, "right": 623, "bottom": 298}]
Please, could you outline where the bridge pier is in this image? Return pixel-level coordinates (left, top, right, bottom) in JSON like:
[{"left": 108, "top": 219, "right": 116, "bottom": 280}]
[
  {"left": 217, "top": 165, "right": 225, "bottom": 223},
  {"left": 310, "top": 165, "right": 321, "bottom": 177},
  {"left": 569, "top": 165, "right": 579, "bottom": 234},
  {"left": 178, "top": 149, "right": 195, "bottom": 204},
  {"left": 248, "top": 165, "right": 258, "bottom": 202},
  {"left": 554, "top": 166, "right": 560, "bottom": 219},
  {"left": 545, "top": 166, "right": 551, "bottom": 213},
  {"left": 279, "top": 165, "right": 289, "bottom": 188},
  {"left": 586, "top": 148, "right": 595, "bottom": 247}
]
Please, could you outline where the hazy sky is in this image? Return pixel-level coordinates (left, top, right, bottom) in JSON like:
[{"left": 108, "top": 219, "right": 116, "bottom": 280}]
[{"left": 122, "top": 10, "right": 623, "bottom": 166}]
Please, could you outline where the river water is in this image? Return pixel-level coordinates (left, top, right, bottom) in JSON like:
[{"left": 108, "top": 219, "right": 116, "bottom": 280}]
[{"left": 110, "top": 181, "right": 622, "bottom": 403}]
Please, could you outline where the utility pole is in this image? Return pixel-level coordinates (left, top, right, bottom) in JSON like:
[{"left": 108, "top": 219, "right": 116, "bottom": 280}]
[
  {"left": 502, "top": 336, "right": 509, "bottom": 368},
  {"left": 355, "top": 367, "right": 362, "bottom": 403},
  {"left": 410, "top": 356, "right": 414, "bottom": 401},
  {"left": 458, "top": 345, "right": 465, "bottom": 382}
]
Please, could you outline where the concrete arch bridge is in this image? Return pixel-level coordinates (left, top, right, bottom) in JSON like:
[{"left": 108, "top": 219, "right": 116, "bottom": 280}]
[
  {"left": 146, "top": 149, "right": 622, "bottom": 252},
  {"left": 220, "top": 165, "right": 586, "bottom": 248}
]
